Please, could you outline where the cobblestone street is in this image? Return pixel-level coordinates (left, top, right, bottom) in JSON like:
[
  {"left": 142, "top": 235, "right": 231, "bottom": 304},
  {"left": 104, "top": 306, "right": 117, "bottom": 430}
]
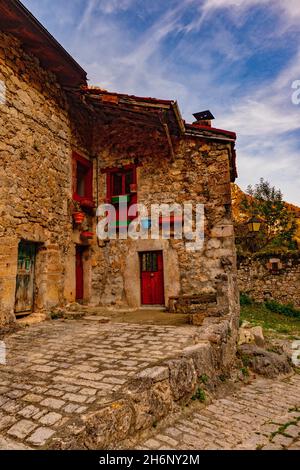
[
  {"left": 0, "top": 319, "right": 299, "bottom": 450},
  {"left": 137, "top": 375, "right": 300, "bottom": 450},
  {"left": 0, "top": 318, "right": 199, "bottom": 449}
]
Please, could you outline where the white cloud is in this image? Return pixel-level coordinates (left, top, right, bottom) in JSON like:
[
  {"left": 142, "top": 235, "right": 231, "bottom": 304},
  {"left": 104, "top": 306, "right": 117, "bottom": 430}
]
[
  {"left": 201, "top": 0, "right": 300, "bottom": 18},
  {"left": 78, "top": 0, "right": 137, "bottom": 30},
  {"left": 186, "top": 0, "right": 300, "bottom": 34},
  {"left": 97, "top": 0, "right": 136, "bottom": 14},
  {"left": 215, "top": 43, "right": 300, "bottom": 205}
]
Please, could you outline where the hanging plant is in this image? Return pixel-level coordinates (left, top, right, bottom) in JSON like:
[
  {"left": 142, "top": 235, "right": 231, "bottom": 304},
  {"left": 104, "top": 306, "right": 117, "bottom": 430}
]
[
  {"left": 80, "top": 231, "right": 94, "bottom": 240},
  {"left": 73, "top": 212, "right": 85, "bottom": 224}
]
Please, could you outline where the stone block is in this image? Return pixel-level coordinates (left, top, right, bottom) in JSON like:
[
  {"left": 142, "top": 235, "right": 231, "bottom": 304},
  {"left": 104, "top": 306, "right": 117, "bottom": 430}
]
[
  {"left": 136, "top": 366, "right": 169, "bottom": 382},
  {"left": 251, "top": 326, "right": 265, "bottom": 348},
  {"left": 183, "top": 342, "right": 215, "bottom": 377},
  {"left": 126, "top": 379, "right": 173, "bottom": 431},
  {"left": 238, "top": 344, "right": 292, "bottom": 378},
  {"left": 40, "top": 398, "right": 65, "bottom": 410},
  {"left": 238, "top": 328, "right": 255, "bottom": 346},
  {"left": 167, "top": 357, "right": 197, "bottom": 401},
  {"left": 39, "top": 412, "right": 62, "bottom": 426},
  {"left": 83, "top": 400, "right": 134, "bottom": 449},
  {"left": 27, "top": 427, "right": 55, "bottom": 446},
  {"left": 7, "top": 419, "right": 37, "bottom": 439},
  {"left": 211, "top": 225, "right": 234, "bottom": 238}
]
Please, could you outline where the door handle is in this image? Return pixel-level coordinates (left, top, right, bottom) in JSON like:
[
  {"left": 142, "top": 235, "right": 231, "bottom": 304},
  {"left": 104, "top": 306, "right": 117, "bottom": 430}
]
[{"left": 150, "top": 273, "right": 154, "bottom": 277}]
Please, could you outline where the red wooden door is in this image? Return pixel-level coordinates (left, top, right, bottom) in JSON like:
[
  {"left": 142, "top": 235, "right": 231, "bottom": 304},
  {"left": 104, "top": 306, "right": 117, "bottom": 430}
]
[
  {"left": 140, "top": 251, "right": 164, "bottom": 305},
  {"left": 76, "top": 246, "right": 84, "bottom": 300}
]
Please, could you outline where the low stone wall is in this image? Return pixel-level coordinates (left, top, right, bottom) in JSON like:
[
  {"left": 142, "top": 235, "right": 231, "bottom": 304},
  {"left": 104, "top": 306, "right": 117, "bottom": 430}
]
[
  {"left": 238, "top": 254, "right": 300, "bottom": 307},
  {"left": 50, "top": 314, "right": 238, "bottom": 449}
]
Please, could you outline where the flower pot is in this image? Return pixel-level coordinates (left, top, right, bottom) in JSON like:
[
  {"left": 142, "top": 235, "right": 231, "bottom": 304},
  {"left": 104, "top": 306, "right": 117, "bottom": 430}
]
[
  {"left": 80, "top": 231, "right": 94, "bottom": 240},
  {"left": 130, "top": 183, "right": 137, "bottom": 193},
  {"left": 73, "top": 212, "right": 85, "bottom": 224}
]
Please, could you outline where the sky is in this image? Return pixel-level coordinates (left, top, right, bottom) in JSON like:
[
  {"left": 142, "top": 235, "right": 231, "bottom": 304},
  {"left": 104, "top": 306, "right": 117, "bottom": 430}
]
[{"left": 22, "top": 0, "right": 300, "bottom": 205}]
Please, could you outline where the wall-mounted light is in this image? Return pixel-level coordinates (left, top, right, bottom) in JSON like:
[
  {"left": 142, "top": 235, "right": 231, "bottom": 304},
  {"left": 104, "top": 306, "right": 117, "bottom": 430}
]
[{"left": 247, "top": 217, "right": 261, "bottom": 233}]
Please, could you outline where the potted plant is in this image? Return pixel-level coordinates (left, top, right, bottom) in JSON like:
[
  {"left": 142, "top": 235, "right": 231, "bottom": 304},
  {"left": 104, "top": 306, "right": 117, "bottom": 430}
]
[
  {"left": 72, "top": 200, "right": 85, "bottom": 224},
  {"left": 80, "top": 231, "right": 94, "bottom": 240},
  {"left": 73, "top": 212, "right": 85, "bottom": 224}
]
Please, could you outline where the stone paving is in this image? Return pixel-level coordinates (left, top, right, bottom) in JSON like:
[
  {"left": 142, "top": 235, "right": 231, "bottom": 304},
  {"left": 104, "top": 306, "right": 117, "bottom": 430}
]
[
  {"left": 0, "top": 318, "right": 199, "bottom": 449},
  {"left": 137, "top": 374, "right": 300, "bottom": 450},
  {"left": 1, "top": 318, "right": 299, "bottom": 451}
]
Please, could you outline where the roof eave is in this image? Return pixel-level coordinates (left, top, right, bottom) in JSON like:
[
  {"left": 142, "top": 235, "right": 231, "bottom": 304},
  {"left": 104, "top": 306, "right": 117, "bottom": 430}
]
[{"left": 0, "top": 0, "right": 87, "bottom": 87}]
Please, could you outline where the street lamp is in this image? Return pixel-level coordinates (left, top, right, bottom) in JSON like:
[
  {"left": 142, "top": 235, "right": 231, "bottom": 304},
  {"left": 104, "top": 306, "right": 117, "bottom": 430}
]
[{"left": 247, "top": 217, "right": 261, "bottom": 233}]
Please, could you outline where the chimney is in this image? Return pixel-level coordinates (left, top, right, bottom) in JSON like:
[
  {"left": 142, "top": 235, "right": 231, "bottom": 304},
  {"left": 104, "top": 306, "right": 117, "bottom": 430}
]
[{"left": 192, "top": 110, "right": 215, "bottom": 128}]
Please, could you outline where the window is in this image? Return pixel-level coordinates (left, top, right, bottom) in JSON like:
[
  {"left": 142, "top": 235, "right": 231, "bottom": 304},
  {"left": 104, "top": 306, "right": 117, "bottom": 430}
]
[
  {"left": 105, "top": 165, "right": 138, "bottom": 227},
  {"left": 73, "top": 152, "right": 93, "bottom": 202},
  {"left": 141, "top": 252, "right": 158, "bottom": 272},
  {"left": 112, "top": 172, "right": 123, "bottom": 196},
  {"left": 267, "top": 258, "right": 282, "bottom": 274},
  {"left": 271, "top": 262, "right": 279, "bottom": 272},
  {"left": 109, "top": 167, "right": 135, "bottom": 197}
]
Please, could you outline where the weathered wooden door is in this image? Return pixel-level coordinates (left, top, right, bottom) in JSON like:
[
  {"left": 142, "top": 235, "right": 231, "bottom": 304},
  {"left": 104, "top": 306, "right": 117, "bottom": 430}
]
[
  {"left": 15, "top": 241, "right": 36, "bottom": 315},
  {"left": 140, "top": 251, "right": 164, "bottom": 305},
  {"left": 76, "top": 246, "right": 84, "bottom": 300}
]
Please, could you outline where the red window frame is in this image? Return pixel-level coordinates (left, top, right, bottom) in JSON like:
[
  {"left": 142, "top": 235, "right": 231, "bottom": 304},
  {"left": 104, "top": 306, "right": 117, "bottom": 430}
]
[
  {"left": 105, "top": 164, "right": 137, "bottom": 201},
  {"left": 72, "top": 152, "right": 93, "bottom": 203},
  {"left": 103, "top": 164, "right": 138, "bottom": 224}
]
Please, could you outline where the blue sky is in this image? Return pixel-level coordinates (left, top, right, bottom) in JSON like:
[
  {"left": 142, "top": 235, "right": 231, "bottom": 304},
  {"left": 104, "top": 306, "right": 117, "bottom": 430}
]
[{"left": 22, "top": 0, "right": 300, "bottom": 205}]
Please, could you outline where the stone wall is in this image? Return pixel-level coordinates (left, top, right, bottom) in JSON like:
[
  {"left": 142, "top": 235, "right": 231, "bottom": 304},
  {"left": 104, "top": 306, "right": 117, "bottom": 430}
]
[
  {"left": 0, "top": 32, "right": 91, "bottom": 327},
  {"left": 238, "top": 254, "right": 300, "bottom": 307}
]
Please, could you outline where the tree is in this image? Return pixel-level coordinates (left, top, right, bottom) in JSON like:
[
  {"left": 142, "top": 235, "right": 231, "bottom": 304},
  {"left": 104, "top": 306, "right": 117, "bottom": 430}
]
[{"left": 237, "top": 178, "right": 297, "bottom": 253}]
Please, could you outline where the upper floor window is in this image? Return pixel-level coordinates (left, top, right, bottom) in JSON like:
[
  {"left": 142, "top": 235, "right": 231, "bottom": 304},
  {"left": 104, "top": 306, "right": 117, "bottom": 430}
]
[
  {"left": 111, "top": 169, "right": 134, "bottom": 196},
  {"left": 106, "top": 165, "right": 137, "bottom": 201},
  {"left": 104, "top": 165, "right": 138, "bottom": 225},
  {"left": 73, "top": 152, "right": 93, "bottom": 202}
]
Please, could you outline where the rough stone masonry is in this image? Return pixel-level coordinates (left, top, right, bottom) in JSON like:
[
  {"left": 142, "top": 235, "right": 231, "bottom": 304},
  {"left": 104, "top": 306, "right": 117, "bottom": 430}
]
[
  {"left": 238, "top": 253, "right": 300, "bottom": 307},
  {"left": 0, "top": 0, "right": 240, "bottom": 385}
]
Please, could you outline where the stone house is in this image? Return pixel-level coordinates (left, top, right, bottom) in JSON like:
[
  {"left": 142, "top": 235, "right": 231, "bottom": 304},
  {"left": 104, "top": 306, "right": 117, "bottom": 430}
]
[{"left": 0, "top": 0, "right": 239, "bottom": 330}]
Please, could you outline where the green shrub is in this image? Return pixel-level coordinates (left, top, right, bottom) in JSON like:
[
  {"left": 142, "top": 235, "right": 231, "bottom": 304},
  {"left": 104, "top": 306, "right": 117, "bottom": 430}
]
[
  {"left": 241, "top": 367, "right": 249, "bottom": 377},
  {"left": 191, "top": 387, "right": 206, "bottom": 402},
  {"left": 240, "top": 292, "right": 253, "bottom": 306},
  {"left": 265, "top": 300, "right": 300, "bottom": 319},
  {"left": 199, "top": 374, "right": 209, "bottom": 384}
]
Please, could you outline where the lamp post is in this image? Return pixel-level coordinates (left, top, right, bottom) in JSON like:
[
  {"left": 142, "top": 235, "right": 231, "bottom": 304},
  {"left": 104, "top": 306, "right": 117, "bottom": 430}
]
[
  {"left": 246, "top": 217, "right": 262, "bottom": 252},
  {"left": 247, "top": 217, "right": 261, "bottom": 233}
]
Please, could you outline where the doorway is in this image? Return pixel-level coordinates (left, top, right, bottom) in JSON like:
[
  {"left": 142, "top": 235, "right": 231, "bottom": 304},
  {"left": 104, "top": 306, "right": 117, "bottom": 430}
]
[
  {"left": 76, "top": 245, "right": 84, "bottom": 301},
  {"left": 15, "top": 241, "right": 37, "bottom": 315},
  {"left": 140, "top": 251, "right": 165, "bottom": 306}
]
